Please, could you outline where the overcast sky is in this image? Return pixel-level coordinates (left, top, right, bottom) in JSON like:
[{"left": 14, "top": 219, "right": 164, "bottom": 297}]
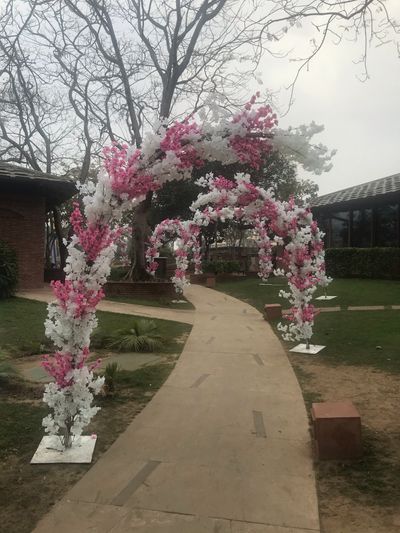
[{"left": 259, "top": 3, "right": 400, "bottom": 196}]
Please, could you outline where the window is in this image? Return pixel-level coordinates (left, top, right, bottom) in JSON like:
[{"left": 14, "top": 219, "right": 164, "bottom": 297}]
[
  {"left": 317, "top": 217, "right": 330, "bottom": 246},
  {"left": 330, "top": 211, "right": 349, "bottom": 247},
  {"left": 352, "top": 209, "right": 372, "bottom": 247},
  {"left": 376, "top": 204, "right": 398, "bottom": 246}
]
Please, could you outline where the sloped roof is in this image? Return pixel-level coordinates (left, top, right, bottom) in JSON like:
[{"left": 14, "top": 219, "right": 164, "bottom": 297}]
[
  {"left": 0, "top": 162, "right": 77, "bottom": 207},
  {"left": 312, "top": 173, "right": 400, "bottom": 208}
]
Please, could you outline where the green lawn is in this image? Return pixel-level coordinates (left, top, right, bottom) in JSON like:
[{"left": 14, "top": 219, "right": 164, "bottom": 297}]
[
  {"left": 215, "top": 276, "right": 400, "bottom": 312},
  {"left": 294, "top": 310, "right": 400, "bottom": 373},
  {"left": 215, "top": 277, "right": 400, "bottom": 373},
  {"left": 0, "top": 297, "right": 191, "bottom": 358}
]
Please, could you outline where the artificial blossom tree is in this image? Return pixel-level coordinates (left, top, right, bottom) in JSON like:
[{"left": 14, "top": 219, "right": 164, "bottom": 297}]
[{"left": 40, "top": 96, "right": 332, "bottom": 450}]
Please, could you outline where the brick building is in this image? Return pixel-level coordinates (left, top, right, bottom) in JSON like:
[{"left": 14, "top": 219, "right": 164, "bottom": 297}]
[{"left": 0, "top": 162, "right": 76, "bottom": 289}]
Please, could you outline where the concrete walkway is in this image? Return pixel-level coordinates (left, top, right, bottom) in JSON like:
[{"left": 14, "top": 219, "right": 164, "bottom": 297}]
[
  {"left": 33, "top": 285, "right": 320, "bottom": 533},
  {"left": 17, "top": 287, "right": 194, "bottom": 325}
]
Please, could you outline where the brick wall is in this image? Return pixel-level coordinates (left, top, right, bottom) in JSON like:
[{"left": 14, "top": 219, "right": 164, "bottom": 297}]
[
  {"left": 105, "top": 281, "right": 176, "bottom": 299},
  {"left": 0, "top": 193, "right": 45, "bottom": 289}
]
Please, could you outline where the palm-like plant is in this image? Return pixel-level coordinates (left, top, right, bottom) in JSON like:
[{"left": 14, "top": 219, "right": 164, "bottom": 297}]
[
  {"left": 103, "top": 361, "right": 119, "bottom": 395},
  {"left": 107, "top": 319, "right": 164, "bottom": 353}
]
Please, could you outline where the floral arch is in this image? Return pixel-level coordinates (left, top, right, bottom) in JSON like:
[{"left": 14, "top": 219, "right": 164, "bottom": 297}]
[
  {"left": 146, "top": 218, "right": 202, "bottom": 293},
  {"left": 38, "top": 96, "right": 332, "bottom": 451},
  {"left": 147, "top": 173, "right": 330, "bottom": 347}
]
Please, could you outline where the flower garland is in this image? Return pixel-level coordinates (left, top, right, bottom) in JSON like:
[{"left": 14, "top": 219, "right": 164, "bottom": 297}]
[
  {"left": 146, "top": 219, "right": 202, "bottom": 293},
  {"left": 43, "top": 96, "right": 321, "bottom": 447},
  {"left": 148, "top": 173, "right": 330, "bottom": 346}
]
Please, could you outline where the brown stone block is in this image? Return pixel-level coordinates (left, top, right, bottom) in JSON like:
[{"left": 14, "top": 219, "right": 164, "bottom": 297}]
[
  {"left": 264, "top": 304, "right": 282, "bottom": 321},
  {"left": 206, "top": 276, "right": 216, "bottom": 288},
  {"left": 311, "top": 401, "right": 362, "bottom": 460}
]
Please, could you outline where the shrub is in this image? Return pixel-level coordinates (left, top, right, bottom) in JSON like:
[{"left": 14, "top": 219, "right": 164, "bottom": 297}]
[
  {"left": 90, "top": 328, "right": 112, "bottom": 349},
  {"left": 109, "top": 265, "right": 129, "bottom": 281},
  {"left": 103, "top": 362, "right": 119, "bottom": 395},
  {"left": 203, "top": 259, "right": 242, "bottom": 274},
  {"left": 325, "top": 248, "right": 400, "bottom": 279},
  {"left": 107, "top": 319, "right": 164, "bottom": 352},
  {"left": 0, "top": 240, "right": 18, "bottom": 299}
]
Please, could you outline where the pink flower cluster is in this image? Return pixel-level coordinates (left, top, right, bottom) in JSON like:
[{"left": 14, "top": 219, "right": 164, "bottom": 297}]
[
  {"left": 213, "top": 176, "right": 235, "bottom": 190},
  {"left": 71, "top": 204, "right": 123, "bottom": 263},
  {"left": 237, "top": 182, "right": 260, "bottom": 206},
  {"left": 52, "top": 280, "right": 105, "bottom": 319},
  {"left": 42, "top": 347, "right": 100, "bottom": 389},
  {"left": 103, "top": 144, "right": 157, "bottom": 199},
  {"left": 160, "top": 119, "right": 204, "bottom": 169},
  {"left": 229, "top": 93, "right": 278, "bottom": 169}
]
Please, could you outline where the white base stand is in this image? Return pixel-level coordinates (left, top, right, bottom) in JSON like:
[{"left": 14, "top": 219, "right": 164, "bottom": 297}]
[
  {"left": 315, "top": 295, "right": 337, "bottom": 301},
  {"left": 31, "top": 435, "right": 97, "bottom": 464},
  {"left": 290, "top": 343, "right": 325, "bottom": 355},
  {"left": 172, "top": 299, "right": 187, "bottom": 304}
]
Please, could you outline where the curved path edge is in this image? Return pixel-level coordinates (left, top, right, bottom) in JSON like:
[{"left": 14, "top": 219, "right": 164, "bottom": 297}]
[
  {"left": 33, "top": 285, "right": 320, "bottom": 533},
  {"left": 17, "top": 287, "right": 194, "bottom": 325}
]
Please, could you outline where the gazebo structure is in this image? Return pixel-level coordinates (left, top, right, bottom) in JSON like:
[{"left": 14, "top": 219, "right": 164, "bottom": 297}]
[
  {"left": 0, "top": 162, "right": 76, "bottom": 289},
  {"left": 312, "top": 173, "right": 400, "bottom": 248}
]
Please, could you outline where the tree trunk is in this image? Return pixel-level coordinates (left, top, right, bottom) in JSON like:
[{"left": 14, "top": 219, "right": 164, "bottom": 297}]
[{"left": 129, "top": 191, "right": 153, "bottom": 280}]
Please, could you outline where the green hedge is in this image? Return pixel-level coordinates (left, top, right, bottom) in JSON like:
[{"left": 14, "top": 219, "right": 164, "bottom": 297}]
[
  {"left": 325, "top": 248, "right": 400, "bottom": 279},
  {"left": 109, "top": 265, "right": 129, "bottom": 281},
  {"left": 0, "top": 240, "right": 18, "bottom": 298},
  {"left": 203, "top": 259, "right": 242, "bottom": 274}
]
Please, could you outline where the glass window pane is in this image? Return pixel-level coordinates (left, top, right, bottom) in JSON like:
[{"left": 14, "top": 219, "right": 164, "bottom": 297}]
[
  {"left": 330, "top": 211, "right": 349, "bottom": 247},
  {"left": 376, "top": 204, "right": 398, "bottom": 246},
  {"left": 316, "top": 216, "right": 330, "bottom": 247},
  {"left": 352, "top": 209, "right": 372, "bottom": 247}
]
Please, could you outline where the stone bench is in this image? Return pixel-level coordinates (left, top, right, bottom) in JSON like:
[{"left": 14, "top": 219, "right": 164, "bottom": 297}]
[{"left": 311, "top": 401, "right": 362, "bottom": 460}]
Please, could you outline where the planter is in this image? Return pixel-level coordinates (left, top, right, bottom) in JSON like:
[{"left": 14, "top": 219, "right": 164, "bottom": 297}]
[{"left": 105, "top": 280, "right": 176, "bottom": 299}]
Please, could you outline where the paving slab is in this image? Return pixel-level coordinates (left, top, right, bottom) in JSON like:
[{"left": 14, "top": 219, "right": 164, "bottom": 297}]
[
  {"left": 318, "top": 306, "right": 341, "bottom": 313},
  {"left": 347, "top": 305, "right": 385, "bottom": 311},
  {"left": 33, "top": 284, "right": 320, "bottom": 532}
]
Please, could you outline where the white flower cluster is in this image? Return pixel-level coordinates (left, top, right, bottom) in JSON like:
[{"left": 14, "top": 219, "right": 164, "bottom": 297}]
[
  {"left": 272, "top": 123, "right": 336, "bottom": 175},
  {"left": 43, "top": 367, "right": 104, "bottom": 444}
]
